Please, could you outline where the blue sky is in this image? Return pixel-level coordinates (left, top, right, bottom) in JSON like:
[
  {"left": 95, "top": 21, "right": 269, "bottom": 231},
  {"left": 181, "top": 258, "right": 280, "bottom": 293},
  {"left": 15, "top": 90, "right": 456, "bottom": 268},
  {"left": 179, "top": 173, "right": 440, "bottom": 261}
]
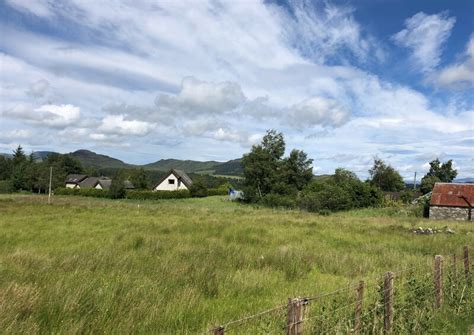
[{"left": 0, "top": 0, "right": 473, "bottom": 179}]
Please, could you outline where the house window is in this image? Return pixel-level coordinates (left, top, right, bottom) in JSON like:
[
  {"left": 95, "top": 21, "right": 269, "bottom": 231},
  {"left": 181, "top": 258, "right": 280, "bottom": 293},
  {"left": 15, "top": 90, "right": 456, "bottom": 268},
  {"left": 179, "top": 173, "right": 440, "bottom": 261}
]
[{"left": 168, "top": 179, "right": 175, "bottom": 184}]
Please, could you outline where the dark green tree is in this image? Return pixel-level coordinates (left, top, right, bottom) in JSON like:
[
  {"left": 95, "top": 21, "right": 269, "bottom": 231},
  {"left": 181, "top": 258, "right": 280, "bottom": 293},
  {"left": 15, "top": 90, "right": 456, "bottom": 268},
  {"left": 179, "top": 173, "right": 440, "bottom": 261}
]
[
  {"left": 242, "top": 130, "right": 313, "bottom": 202},
  {"left": 368, "top": 158, "right": 405, "bottom": 192},
  {"left": 109, "top": 177, "right": 126, "bottom": 199},
  {"left": 130, "top": 168, "right": 148, "bottom": 189},
  {"left": 419, "top": 158, "right": 458, "bottom": 194},
  {"left": 11, "top": 145, "right": 28, "bottom": 191},
  {"left": 189, "top": 178, "right": 208, "bottom": 197},
  {"left": 242, "top": 130, "right": 286, "bottom": 200},
  {"left": 420, "top": 175, "right": 441, "bottom": 194},
  {"left": 0, "top": 156, "right": 12, "bottom": 180},
  {"left": 281, "top": 149, "right": 313, "bottom": 191}
]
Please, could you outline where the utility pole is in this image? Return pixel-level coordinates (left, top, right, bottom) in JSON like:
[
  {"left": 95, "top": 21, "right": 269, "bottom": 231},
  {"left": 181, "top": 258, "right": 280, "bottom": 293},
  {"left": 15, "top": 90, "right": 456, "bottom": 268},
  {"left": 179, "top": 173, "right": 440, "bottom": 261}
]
[
  {"left": 48, "top": 166, "right": 52, "bottom": 204},
  {"left": 413, "top": 171, "right": 417, "bottom": 191}
]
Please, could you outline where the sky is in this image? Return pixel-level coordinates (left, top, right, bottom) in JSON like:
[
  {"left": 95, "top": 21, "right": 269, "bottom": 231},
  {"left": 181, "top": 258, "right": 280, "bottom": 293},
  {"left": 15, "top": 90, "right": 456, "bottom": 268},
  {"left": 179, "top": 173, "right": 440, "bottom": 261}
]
[{"left": 0, "top": 0, "right": 473, "bottom": 179}]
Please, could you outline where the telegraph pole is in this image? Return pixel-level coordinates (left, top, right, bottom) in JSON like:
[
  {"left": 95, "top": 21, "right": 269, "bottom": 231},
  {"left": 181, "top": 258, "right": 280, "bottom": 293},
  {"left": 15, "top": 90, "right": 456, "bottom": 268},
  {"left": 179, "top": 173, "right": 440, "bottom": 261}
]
[
  {"left": 48, "top": 166, "right": 52, "bottom": 204},
  {"left": 413, "top": 171, "right": 417, "bottom": 191}
]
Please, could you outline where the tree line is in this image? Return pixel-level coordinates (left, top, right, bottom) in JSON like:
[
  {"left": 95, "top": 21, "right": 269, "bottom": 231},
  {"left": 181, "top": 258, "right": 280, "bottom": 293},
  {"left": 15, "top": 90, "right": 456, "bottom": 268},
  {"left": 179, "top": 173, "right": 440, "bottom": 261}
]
[
  {"left": 0, "top": 146, "right": 235, "bottom": 198},
  {"left": 241, "top": 130, "right": 457, "bottom": 212}
]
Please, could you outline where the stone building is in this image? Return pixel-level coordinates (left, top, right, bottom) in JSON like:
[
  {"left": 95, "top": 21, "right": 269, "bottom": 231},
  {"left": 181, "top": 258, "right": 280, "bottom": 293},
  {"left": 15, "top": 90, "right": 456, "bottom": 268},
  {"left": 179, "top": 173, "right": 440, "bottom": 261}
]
[{"left": 429, "top": 183, "right": 473, "bottom": 221}]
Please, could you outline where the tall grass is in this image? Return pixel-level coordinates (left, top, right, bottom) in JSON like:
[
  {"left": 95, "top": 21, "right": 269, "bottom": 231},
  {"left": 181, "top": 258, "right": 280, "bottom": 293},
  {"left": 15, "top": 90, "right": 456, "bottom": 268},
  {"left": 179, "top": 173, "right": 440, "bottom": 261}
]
[{"left": 0, "top": 194, "right": 472, "bottom": 334}]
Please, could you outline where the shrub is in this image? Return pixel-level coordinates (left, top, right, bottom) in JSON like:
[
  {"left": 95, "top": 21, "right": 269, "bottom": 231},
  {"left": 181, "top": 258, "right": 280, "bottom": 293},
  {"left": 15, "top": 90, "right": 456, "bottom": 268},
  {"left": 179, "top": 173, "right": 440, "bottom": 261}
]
[
  {"left": 400, "top": 189, "right": 414, "bottom": 204},
  {"left": 207, "top": 186, "right": 229, "bottom": 196},
  {"left": 300, "top": 182, "right": 352, "bottom": 212},
  {"left": 109, "top": 179, "right": 126, "bottom": 199},
  {"left": 54, "top": 187, "right": 108, "bottom": 198},
  {"left": 126, "top": 190, "right": 190, "bottom": 200},
  {"left": 261, "top": 193, "right": 297, "bottom": 209},
  {"left": 189, "top": 179, "right": 208, "bottom": 198},
  {"left": 299, "top": 171, "right": 382, "bottom": 212},
  {"left": 0, "top": 180, "right": 13, "bottom": 193}
]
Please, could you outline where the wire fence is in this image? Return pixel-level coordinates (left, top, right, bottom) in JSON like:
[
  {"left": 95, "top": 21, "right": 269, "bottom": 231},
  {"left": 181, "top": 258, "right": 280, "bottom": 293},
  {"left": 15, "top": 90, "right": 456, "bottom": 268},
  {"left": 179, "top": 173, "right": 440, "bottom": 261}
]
[{"left": 201, "top": 246, "right": 472, "bottom": 334}]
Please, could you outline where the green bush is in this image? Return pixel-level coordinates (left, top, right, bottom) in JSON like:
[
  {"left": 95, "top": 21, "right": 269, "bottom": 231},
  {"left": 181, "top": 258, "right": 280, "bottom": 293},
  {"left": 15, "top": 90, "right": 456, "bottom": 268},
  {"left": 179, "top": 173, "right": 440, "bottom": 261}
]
[
  {"left": 109, "top": 179, "right": 126, "bottom": 199},
  {"left": 126, "top": 190, "right": 190, "bottom": 200},
  {"left": 400, "top": 189, "right": 414, "bottom": 204},
  {"left": 189, "top": 179, "right": 208, "bottom": 198},
  {"left": 300, "top": 182, "right": 352, "bottom": 212},
  {"left": 299, "top": 169, "right": 382, "bottom": 212},
  {"left": 261, "top": 193, "right": 297, "bottom": 209},
  {"left": 54, "top": 187, "right": 109, "bottom": 198},
  {"left": 0, "top": 180, "right": 13, "bottom": 194},
  {"left": 207, "top": 187, "right": 229, "bottom": 196}
]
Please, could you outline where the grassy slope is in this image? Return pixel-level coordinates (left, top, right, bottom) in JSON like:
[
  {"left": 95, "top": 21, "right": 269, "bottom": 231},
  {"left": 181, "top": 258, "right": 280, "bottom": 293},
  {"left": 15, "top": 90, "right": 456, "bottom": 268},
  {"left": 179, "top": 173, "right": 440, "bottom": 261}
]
[{"left": 0, "top": 195, "right": 472, "bottom": 334}]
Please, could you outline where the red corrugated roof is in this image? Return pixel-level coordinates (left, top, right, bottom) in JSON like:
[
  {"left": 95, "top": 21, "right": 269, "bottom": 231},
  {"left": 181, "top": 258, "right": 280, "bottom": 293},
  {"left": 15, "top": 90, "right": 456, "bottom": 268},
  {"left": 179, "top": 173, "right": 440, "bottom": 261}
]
[{"left": 430, "top": 183, "right": 474, "bottom": 207}]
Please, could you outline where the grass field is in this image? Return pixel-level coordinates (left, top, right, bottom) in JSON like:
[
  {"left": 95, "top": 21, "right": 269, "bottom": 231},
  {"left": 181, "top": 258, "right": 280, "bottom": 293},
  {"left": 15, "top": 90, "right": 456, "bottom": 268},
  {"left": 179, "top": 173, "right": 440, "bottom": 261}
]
[{"left": 0, "top": 194, "right": 472, "bottom": 334}]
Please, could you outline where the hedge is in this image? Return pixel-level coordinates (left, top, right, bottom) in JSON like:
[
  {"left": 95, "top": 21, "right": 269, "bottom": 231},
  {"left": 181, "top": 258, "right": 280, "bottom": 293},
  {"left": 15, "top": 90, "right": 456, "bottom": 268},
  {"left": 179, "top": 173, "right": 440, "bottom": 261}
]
[
  {"left": 0, "top": 180, "right": 13, "bottom": 194},
  {"left": 126, "top": 190, "right": 190, "bottom": 200},
  {"left": 53, "top": 187, "right": 223, "bottom": 200},
  {"left": 207, "top": 187, "right": 229, "bottom": 196},
  {"left": 54, "top": 187, "right": 109, "bottom": 198}
]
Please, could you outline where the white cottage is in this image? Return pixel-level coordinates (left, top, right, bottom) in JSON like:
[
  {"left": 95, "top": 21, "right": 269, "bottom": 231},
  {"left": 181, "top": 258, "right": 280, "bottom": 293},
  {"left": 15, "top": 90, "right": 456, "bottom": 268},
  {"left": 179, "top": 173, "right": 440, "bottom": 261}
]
[
  {"left": 65, "top": 174, "right": 88, "bottom": 189},
  {"left": 153, "top": 169, "right": 192, "bottom": 191}
]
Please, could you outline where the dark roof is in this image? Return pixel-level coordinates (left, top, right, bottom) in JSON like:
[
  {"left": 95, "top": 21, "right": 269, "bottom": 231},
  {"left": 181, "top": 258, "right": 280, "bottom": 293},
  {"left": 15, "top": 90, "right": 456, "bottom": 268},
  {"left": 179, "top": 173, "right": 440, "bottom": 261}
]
[
  {"left": 65, "top": 174, "right": 88, "bottom": 184},
  {"left": 79, "top": 177, "right": 99, "bottom": 189},
  {"left": 153, "top": 169, "right": 193, "bottom": 189},
  {"left": 430, "top": 183, "right": 474, "bottom": 208},
  {"left": 97, "top": 179, "right": 112, "bottom": 190}
]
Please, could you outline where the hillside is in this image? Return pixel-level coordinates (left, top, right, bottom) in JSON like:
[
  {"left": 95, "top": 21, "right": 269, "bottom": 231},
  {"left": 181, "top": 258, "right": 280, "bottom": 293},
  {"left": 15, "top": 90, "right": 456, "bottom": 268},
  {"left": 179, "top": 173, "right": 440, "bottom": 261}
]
[
  {"left": 32, "top": 151, "right": 56, "bottom": 161},
  {"left": 144, "top": 158, "right": 219, "bottom": 173},
  {"left": 2, "top": 148, "right": 243, "bottom": 177},
  {"left": 69, "top": 150, "right": 131, "bottom": 169},
  {"left": 212, "top": 158, "right": 243, "bottom": 176}
]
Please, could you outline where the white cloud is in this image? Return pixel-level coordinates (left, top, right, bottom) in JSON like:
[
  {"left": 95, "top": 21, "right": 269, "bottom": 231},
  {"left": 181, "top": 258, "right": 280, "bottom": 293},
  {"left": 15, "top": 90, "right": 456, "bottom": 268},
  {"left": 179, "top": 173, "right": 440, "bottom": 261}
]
[
  {"left": 6, "top": 0, "right": 53, "bottom": 18},
  {"left": 0, "top": 1, "right": 472, "bottom": 177},
  {"left": 392, "top": 12, "right": 455, "bottom": 72},
  {"left": 279, "top": 1, "right": 381, "bottom": 64},
  {"left": 0, "top": 129, "right": 33, "bottom": 142},
  {"left": 2, "top": 103, "right": 81, "bottom": 128},
  {"left": 431, "top": 35, "right": 474, "bottom": 88},
  {"left": 26, "top": 79, "right": 50, "bottom": 98},
  {"left": 156, "top": 77, "right": 246, "bottom": 116},
  {"left": 212, "top": 128, "right": 261, "bottom": 147},
  {"left": 97, "top": 115, "right": 155, "bottom": 136},
  {"left": 287, "top": 97, "right": 350, "bottom": 128}
]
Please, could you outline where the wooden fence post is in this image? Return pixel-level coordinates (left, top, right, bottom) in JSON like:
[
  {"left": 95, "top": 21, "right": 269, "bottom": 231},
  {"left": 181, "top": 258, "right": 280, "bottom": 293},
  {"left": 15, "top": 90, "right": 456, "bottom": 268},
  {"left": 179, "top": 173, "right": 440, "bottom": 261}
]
[
  {"left": 464, "top": 246, "right": 471, "bottom": 287},
  {"left": 434, "top": 255, "right": 443, "bottom": 308},
  {"left": 213, "top": 326, "right": 224, "bottom": 335},
  {"left": 354, "top": 280, "right": 365, "bottom": 335},
  {"left": 384, "top": 272, "right": 394, "bottom": 332},
  {"left": 287, "top": 298, "right": 305, "bottom": 335}
]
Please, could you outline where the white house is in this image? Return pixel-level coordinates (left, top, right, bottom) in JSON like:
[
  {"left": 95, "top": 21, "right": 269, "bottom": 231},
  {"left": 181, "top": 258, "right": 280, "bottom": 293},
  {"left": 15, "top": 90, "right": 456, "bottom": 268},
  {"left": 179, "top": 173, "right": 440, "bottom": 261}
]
[
  {"left": 65, "top": 174, "right": 88, "bottom": 189},
  {"left": 153, "top": 169, "right": 192, "bottom": 191}
]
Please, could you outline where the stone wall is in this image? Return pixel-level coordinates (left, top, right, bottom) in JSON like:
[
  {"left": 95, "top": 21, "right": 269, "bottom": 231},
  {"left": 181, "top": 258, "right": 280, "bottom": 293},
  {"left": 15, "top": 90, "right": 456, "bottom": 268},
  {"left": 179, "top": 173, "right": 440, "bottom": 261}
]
[{"left": 429, "top": 206, "right": 472, "bottom": 221}]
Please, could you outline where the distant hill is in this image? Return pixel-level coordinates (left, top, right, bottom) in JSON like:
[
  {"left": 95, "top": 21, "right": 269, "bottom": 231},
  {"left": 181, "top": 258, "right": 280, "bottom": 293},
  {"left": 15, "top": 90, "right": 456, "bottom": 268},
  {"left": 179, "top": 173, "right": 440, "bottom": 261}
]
[
  {"left": 144, "top": 158, "right": 219, "bottom": 173},
  {"left": 143, "top": 158, "right": 244, "bottom": 176},
  {"left": 1, "top": 148, "right": 245, "bottom": 176},
  {"left": 32, "top": 151, "right": 57, "bottom": 161},
  {"left": 212, "top": 159, "right": 243, "bottom": 176},
  {"left": 454, "top": 177, "right": 474, "bottom": 183},
  {"left": 0, "top": 153, "right": 13, "bottom": 159},
  {"left": 69, "top": 150, "right": 131, "bottom": 169}
]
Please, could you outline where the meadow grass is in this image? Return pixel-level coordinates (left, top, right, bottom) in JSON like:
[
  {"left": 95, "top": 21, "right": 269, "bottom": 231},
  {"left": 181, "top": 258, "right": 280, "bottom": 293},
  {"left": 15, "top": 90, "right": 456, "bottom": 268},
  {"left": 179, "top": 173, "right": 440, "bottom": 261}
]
[{"left": 0, "top": 194, "right": 472, "bottom": 334}]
